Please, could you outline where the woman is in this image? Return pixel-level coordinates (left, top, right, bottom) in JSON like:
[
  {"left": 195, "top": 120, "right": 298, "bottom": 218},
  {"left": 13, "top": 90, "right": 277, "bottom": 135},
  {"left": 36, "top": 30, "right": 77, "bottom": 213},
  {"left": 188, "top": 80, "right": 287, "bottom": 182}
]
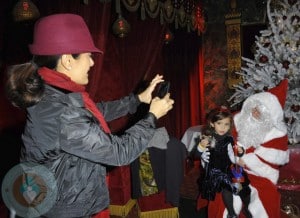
[{"left": 5, "top": 13, "right": 174, "bottom": 218}]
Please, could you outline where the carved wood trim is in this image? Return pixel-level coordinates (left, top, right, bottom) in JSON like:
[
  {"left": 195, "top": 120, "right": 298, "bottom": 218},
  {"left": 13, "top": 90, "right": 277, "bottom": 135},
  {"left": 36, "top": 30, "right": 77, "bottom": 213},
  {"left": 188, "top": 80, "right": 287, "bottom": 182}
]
[{"left": 225, "top": 0, "right": 242, "bottom": 89}]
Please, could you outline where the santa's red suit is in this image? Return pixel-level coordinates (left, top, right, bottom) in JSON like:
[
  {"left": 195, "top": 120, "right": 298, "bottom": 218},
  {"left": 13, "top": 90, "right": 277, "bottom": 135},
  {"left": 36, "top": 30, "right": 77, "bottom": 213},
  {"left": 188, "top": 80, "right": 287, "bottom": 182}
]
[{"left": 206, "top": 80, "right": 289, "bottom": 218}]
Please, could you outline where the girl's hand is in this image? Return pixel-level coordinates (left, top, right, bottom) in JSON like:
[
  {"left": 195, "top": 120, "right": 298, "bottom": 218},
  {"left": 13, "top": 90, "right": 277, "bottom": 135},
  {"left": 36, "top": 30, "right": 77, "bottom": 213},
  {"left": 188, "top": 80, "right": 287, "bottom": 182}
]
[
  {"left": 198, "top": 137, "right": 210, "bottom": 150},
  {"left": 201, "top": 148, "right": 210, "bottom": 163},
  {"left": 138, "top": 74, "right": 164, "bottom": 104}
]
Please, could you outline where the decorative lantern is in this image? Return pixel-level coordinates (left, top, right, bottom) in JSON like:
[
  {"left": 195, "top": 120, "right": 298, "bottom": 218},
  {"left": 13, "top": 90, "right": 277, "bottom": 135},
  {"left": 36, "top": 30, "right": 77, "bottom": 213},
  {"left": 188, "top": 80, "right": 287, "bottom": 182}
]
[
  {"left": 112, "top": 14, "right": 131, "bottom": 38},
  {"left": 12, "top": 0, "right": 40, "bottom": 22}
]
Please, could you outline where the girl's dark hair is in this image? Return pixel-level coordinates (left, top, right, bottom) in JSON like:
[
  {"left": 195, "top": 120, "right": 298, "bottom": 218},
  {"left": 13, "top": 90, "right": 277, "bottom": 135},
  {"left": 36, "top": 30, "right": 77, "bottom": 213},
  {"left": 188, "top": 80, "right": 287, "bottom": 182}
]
[
  {"left": 208, "top": 106, "right": 232, "bottom": 124},
  {"left": 5, "top": 55, "right": 60, "bottom": 109},
  {"left": 203, "top": 106, "right": 233, "bottom": 135}
]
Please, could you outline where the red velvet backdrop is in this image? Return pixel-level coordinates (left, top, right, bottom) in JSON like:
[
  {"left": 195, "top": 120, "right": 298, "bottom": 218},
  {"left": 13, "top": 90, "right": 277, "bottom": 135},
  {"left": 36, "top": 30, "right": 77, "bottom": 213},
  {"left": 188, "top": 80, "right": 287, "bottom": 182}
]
[{"left": 0, "top": 0, "right": 204, "bottom": 139}]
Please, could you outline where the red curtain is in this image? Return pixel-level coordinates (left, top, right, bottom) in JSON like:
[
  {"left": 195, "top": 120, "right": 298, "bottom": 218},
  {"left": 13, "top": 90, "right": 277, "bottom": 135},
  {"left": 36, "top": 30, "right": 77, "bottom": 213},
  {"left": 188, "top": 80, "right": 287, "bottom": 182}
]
[{"left": 161, "top": 29, "right": 203, "bottom": 138}]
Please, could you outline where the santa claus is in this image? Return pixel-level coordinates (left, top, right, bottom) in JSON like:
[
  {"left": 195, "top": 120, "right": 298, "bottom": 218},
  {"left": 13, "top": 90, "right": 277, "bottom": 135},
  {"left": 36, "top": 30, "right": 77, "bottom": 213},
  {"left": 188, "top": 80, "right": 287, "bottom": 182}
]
[{"left": 207, "top": 79, "right": 290, "bottom": 218}]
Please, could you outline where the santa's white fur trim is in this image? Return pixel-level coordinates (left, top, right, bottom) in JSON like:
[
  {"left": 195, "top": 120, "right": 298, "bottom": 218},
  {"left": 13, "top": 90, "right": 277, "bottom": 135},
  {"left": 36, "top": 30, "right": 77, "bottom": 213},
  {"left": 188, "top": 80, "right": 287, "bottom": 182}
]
[
  {"left": 255, "top": 146, "right": 289, "bottom": 165},
  {"left": 248, "top": 185, "right": 268, "bottom": 218},
  {"left": 264, "top": 127, "right": 287, "bottom": 142},
  {"left": 222, "top": 185, "right": 268, "bottom": 217},
  {"left": 243, "top": 153, "right": 279, "bottom": 184}
]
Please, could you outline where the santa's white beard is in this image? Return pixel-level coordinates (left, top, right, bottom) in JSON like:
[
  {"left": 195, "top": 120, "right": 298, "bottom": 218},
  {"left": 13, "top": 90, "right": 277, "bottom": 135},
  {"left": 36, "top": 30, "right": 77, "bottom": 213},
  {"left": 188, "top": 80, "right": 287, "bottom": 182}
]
[{"left": 237, "top": 114, "right": 273, "bottom": 148}]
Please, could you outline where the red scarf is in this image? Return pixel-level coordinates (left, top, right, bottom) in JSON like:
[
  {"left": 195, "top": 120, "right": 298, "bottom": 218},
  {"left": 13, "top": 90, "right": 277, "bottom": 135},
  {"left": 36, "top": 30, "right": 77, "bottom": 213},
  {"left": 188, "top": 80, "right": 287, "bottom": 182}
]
[{"left": 38, "top": 67, "right": 111, "bottom": 134}]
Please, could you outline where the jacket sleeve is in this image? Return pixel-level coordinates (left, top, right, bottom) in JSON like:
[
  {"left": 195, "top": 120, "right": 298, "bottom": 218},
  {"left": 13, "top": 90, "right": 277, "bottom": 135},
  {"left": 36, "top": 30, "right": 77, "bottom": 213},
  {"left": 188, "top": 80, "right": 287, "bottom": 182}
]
[
  {"left": 59, "top": 106, "right": 157, "bottom": 166},
  {"left": 96, "top": 93, "right": 141, "bottom": 122}
]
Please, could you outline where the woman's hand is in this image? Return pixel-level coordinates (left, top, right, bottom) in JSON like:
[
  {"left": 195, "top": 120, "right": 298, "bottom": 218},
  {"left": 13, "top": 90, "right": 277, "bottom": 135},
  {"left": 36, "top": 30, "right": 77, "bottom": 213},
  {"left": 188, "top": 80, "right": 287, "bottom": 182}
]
[
  {"left": 149, "top": 93, "right": 174, "bottom": 119},
  {"left": 138, "top": 74, "right": 164, "bottom": 104}
]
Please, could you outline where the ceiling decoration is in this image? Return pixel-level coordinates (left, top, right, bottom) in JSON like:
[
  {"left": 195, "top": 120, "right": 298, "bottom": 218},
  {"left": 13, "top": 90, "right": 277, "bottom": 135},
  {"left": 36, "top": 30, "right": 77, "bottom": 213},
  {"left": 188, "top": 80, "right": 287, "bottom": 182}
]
[
  {"left": 90, "top": 0, "right": 205, "bottom": 36},
  {"left": 118, "top": 0, "right": 205, "bottom": 35}
]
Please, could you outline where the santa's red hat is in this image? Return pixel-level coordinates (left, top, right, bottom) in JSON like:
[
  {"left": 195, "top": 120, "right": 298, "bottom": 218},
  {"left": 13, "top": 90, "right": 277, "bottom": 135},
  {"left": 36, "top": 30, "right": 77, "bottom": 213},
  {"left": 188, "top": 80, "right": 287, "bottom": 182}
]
[{"left": 267, "top": 79, "right": 288, "bottom": 108}]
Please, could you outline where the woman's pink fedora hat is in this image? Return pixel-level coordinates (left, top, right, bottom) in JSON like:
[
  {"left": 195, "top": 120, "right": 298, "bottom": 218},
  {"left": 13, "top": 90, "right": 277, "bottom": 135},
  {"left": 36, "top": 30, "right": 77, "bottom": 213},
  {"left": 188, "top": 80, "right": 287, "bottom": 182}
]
[{"left": 29, "top": 13, "right": 102, "bottom": 55}]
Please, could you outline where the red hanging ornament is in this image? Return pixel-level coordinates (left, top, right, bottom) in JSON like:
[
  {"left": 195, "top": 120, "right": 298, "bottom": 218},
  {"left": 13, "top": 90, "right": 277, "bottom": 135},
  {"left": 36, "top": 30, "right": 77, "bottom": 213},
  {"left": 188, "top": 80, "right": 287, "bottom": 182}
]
[
  {"left": 282, "top": 60, "right": 290, "bottom": 69},
  {"left": 291, "top": 105, "right": 300, "bottom": 112},
  {"left": 259, "top": 55, "right": 268, "bottom": 63}
]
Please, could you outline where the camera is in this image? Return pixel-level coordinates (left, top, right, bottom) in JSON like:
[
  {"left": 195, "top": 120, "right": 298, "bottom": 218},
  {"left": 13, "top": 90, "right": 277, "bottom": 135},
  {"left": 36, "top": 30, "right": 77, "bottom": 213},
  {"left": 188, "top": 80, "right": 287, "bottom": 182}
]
[{"left": 156, "top": 81, "right": 170, "bottom": 98}]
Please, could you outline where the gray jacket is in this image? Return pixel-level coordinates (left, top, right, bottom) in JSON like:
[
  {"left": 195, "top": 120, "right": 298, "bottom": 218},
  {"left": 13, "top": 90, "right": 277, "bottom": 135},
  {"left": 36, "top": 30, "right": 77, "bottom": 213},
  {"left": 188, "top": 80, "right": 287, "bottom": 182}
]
[{"left": 21, "top": 85, "right": 157, "bottom": 217}]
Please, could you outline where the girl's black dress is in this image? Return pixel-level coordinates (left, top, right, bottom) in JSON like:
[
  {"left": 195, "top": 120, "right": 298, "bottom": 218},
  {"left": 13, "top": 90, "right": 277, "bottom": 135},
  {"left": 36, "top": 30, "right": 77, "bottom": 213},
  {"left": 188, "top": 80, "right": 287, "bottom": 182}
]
[
  {"left": 200, "top": 134, "right": 234, "bottom": 200},
  {"left": 198, "top": 134, "right": 250, "bottom": 200}
]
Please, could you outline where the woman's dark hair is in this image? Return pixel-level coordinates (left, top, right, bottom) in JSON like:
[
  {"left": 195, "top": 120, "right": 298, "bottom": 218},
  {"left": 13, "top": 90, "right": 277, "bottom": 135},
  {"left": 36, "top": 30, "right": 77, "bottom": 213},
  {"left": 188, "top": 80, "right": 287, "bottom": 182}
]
[{"left": 5, "top": 55, "right": 61, "bottom": 109}]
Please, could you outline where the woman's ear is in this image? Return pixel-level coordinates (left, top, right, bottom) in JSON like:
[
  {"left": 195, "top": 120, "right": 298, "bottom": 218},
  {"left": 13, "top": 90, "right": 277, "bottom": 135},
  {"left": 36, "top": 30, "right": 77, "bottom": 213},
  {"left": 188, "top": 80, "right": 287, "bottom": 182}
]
[
  {"left": 60, "top": 54, "right": 72, "bottom": 71},
  {"left": 210, "top": 122, "right": 214, "bottom": 128},
  {"left": 55, "top": 54, "right": 72, "bottom": 76}
]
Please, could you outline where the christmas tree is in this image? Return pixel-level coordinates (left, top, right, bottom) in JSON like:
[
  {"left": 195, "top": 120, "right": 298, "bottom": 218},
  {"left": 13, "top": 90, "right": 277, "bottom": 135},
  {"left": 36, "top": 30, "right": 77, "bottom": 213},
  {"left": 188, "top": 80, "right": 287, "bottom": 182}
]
[{"left": 229, "top": 0, "right": 300, "bottom": 144}]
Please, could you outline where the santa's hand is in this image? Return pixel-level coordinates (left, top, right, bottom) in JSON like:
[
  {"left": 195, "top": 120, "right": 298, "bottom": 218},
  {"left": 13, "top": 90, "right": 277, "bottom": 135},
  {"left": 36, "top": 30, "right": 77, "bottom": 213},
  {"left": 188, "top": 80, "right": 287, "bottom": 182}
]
[{"left": 201, "top": 148, "right": 210, "bottom": 163}]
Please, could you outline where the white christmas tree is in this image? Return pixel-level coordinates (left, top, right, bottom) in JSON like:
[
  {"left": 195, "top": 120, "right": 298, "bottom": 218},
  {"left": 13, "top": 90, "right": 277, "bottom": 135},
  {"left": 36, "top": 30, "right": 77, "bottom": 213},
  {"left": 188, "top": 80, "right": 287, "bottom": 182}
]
[{"left": 229, "top": 0, "right": 300, "bottom": 144}]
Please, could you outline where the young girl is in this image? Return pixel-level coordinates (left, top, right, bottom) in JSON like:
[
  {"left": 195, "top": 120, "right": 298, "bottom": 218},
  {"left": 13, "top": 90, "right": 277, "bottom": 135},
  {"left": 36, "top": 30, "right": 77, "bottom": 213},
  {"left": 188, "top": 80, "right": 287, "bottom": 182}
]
[{"left": 196, "top": 106, "right": 252, "bottom": 218}]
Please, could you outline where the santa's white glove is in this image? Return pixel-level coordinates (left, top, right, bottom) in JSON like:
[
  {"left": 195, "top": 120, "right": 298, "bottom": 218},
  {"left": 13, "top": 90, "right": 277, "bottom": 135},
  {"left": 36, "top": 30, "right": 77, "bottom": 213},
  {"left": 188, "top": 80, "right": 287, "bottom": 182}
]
[{"left": 201, "top": 148, "right": 210, "bottom": 163}]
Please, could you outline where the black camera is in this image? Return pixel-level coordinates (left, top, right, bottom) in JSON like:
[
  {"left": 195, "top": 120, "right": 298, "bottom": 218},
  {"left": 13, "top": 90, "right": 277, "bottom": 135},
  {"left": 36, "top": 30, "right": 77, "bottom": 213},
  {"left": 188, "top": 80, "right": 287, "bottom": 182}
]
[{"left": 156, "top": 81, "right": 170, "bottom": 98}]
